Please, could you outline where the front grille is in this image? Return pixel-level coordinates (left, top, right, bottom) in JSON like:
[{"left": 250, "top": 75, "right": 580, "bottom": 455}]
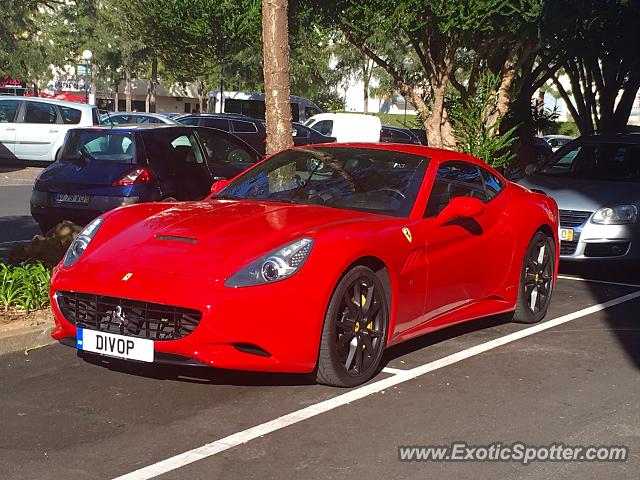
[
  {"left": 559, "top": 210, "right": 592, "bottom": 227},
  {"left": 584, "top": 242, "right": 630, "bottom": 258},
  {"left": 56, "top": 291, "right": 202, "bottom": 341},
  {"left": 560, "top": 241, "right": 578, "bottom": 255}
]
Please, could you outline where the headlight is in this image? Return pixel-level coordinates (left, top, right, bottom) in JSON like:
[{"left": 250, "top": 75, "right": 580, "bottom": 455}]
[
  {"left": 591, "top": 205, "right": 638, "bottom": 225},
  {"left": 63, "top": 217, "right": 104, "bottom": 266},
  {"left": 225, "top": 238, "right": 313, "bottom": 287}
]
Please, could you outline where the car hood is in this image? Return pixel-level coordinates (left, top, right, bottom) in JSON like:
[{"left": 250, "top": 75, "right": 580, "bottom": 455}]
[
  {"left": 84, "top": 200, "right": 376, "bottom": 280},
  {"left": 518, "top": 174, "right": 640, "bottom": 211}
]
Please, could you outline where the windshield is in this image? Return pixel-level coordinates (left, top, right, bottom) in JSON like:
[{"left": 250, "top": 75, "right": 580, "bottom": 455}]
[
  {"left": 61, "top": 130, "right": 136, "bottom": 163},
  {"left": 539, "top": 142, "right": 640, "bottom": 181},
  {"left": 217, "top": 147, "right": 429, "bottom": 217}
]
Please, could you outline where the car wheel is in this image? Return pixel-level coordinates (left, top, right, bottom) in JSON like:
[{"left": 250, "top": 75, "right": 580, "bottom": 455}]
[
  {"left": 162, "top": 196, "right": 177, "bottom": 202},
  {"left": 513, "top": 231, "right": 555, "bottom": 324},
  {"left": 316, "top": 266, "right": 389, "bottom": 387}
]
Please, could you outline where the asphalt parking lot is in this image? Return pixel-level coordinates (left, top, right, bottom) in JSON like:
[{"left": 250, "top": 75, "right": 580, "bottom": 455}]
[{"left": 1, "top": 273, "right": 639, "bottom": 480}]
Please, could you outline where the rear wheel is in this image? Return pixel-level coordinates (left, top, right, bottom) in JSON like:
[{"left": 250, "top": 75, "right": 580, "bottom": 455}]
[
  {"left": 513, "top": 231, "right": 555, "bottom": 324},
  {"left": 316, "top": 266, "right": 388, "bottom": 387}
]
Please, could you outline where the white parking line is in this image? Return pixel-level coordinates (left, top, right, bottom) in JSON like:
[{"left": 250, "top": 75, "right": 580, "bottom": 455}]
[
  {"left": 381, "top": 366, "right": 407, "bottom": 374},
  {"left": 112, "top": 290, "right": 640, "bottom": 480},
  {"left": 557, "top": 274, "right": 640, "bottom": 289}
]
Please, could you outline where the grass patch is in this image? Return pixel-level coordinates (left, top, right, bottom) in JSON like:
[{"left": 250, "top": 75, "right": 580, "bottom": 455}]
[{"left": 0, "top": 262, "right": 51, "bottom": 313}]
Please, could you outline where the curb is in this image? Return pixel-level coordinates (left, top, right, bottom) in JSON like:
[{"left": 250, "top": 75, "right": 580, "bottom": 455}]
[{"left": 0, "top": 320, "right": 55, "bottom": 356}]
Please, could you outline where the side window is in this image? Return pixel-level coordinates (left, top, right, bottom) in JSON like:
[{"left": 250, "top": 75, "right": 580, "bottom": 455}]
[
  {"left": 0, "top": 100, "right": 20, "bottom": 122},
  {"left": 198, "top": 130, "right": 259, "bottom": 167},
  {"left": 201, "top": 118, "right": 230, "bottom": 130},
  {"left": 311, "top": 120, "right": 333, "bottom": 136},
  {"left": 147, "top": 132, "right": 204, "bottom": 167},
  {"left": 24, "top": 102, "right": 58, "bottom": 124},
  {"left": 92, "top": 108, "right": 101, "bottom": 125},
  {"left": 231, "top": 120, "right": 258, "bottom": 133},
  {"left": 179, "top": 116, "right": 200, "bottom": 126},
  {"left": 60, "top": 106, "right": 82, "bottom": 125},
  {"left": 480, "top": 168, "right": 504, "bottom": 201},
  {"left": 425, "top": 161, "right": 487, "bottom": 217}
]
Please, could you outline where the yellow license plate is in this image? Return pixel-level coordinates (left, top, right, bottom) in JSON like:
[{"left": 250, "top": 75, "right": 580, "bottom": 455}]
[{"left": 559, "top": 228, "right": 574, "bottom": 241}]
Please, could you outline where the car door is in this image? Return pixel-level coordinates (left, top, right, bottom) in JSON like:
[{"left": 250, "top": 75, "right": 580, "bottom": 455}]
[
  {"left": 145, "top": 129, "right": 213, "bottom": 200},
  {"left": 196, "top": 127, "right": 261, "bottom": 180},
  {"left": 0, "top": 99, "right": 21, "bottom": 159},
  {"left": 422, "top": 161, "right": 511, "bottom": 322},
  {"left": 14, "top": 101, "right": 62, "bottom": 161}
]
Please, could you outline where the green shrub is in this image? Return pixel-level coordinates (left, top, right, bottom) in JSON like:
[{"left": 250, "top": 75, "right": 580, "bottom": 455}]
[{"left": 0, "top": 262, "right": 51, "bottom": 313}]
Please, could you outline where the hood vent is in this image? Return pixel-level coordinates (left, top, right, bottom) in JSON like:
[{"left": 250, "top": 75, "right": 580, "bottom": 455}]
[{"left": 155, "top": 234, "right": 197, "bottom": 244}]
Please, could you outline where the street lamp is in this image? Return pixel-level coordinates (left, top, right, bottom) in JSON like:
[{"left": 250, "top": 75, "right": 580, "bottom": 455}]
[{"left": 81, "top": 49, "right": 93, "bottom": 103}]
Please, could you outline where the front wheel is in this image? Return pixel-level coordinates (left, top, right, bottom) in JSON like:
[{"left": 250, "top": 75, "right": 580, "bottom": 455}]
[
  {"left": 513, "top": 231, "right": 555, "bottom": 324},
  {"left": 316, "top": 266, "right": 389, "bottom": 387}
]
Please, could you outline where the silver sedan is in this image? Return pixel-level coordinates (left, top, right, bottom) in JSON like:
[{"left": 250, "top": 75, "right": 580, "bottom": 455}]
[{"left": 518, "top": 134, "right": 640, "bottom": 261}]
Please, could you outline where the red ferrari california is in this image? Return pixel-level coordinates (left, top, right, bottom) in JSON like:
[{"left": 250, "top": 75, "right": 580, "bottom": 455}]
[{"left": 50, "top": 143, "right": 559, "bottom": 386}]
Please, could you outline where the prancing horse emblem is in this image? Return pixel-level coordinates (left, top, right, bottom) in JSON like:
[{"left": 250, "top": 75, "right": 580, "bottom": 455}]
[{"left": 111, "top": 306, "right": 127, "bottom": 327}]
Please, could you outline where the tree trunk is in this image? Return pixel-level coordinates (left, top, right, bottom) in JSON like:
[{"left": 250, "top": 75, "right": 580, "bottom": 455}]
[
  {"left": 262, "top": 0, "right": 293, "bottom": 155},
  {"left": 148, "top": 56, "right": 158, "bottom": 113},
  {"left": 125, "top": 69, "right": 133, "bottom": 112},
  {"left": 197, "top": 80, "right": 206, "bottom": 113}
]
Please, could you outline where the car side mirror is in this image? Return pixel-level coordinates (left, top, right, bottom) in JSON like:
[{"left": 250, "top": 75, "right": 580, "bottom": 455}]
[
  {"left": 210, "top": 179, "right": 230, "bottom": 195},
  {"left": 434, "top": 197, "right": 485, "bottom": 226}
]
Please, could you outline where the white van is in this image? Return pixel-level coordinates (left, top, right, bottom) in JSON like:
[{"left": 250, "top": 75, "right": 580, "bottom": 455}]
[
  {"left": 0, "top": 96, "right": 100, "bottom": 162},
  {"left": 304, "top": 113, "right": 381, "bottom": 143}
]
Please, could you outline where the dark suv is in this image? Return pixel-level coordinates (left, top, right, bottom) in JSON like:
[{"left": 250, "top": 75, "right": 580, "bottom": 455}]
[
  {"left": 177, "top": 113, "right": 335, "bottom": 155},
  {"left": 30, "top": 125, "right": 261, "bottom": 231}
]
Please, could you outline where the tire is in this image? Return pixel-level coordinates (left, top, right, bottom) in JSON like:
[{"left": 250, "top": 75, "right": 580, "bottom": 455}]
[
  {"left": 316, "top": 266, "right": 389, "bottom": 387},
  {"left": 513, "top": 231, "right": 555, "bottom": 324}
]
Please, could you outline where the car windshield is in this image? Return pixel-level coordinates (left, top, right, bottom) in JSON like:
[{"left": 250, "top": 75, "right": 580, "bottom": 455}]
[
  {"left": 217, "top": 147, "right": 429, "bottom": 217},
  {"left": 61, "top": 130, "right": 136, "bottom": 163},
  {"left": 539, "top": 142, "right": 640, "bottom": 181}
]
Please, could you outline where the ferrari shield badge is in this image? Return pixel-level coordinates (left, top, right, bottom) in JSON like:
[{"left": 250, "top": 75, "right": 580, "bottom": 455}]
[
  {"left": 402, "top": 227, "right": 412, "bottom": 243},
  {"left": 122, "top": 273, "right": 133, "bottom": 281}
]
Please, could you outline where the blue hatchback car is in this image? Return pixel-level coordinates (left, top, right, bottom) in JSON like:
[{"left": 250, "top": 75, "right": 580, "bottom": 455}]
[{"left": 30, "top": 125, "right": 261, "bottom": 232}]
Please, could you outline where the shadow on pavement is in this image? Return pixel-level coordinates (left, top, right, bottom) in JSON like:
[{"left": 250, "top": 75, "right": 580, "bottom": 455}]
[
  {"left": 559, "top": 261, "right": 640, "bottom": 370},
  {"left": 77, "top": 350, "right": 317, "bottom": 387},
  {"left": 0, "top": 215, "right": 40, "bottom": 260}
]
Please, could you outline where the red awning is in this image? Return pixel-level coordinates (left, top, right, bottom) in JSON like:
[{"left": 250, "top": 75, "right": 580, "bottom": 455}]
[{"left": 39, "top": 91, "right": 87, "bottom": 103}]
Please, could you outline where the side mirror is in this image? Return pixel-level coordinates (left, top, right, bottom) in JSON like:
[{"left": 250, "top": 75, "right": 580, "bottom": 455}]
[
  {"left": 210, "top": 179, "right": 230, "bottom": 195},
  {"left": 435, "top": 196, "right": 485, "bottom": 226}
]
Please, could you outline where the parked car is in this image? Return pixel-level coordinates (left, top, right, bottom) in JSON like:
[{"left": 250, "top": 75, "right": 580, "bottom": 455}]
[
  {"left": 410, "top": 128, "right": 428, "bottom": 145},
  {"left": 177, "top": 113, "right": 266, "bottom": 154},
  {"left": 290, "top": 122, "right": 336, "bottom": 146},
  {"left": 30, "top": 125, "right": 261, "bottom": 232},
  {"left": 304, "top": 113, "right": 382, "bottom": 143},
  {"left": 0, "top": 96, "right": 100, "bottom": 162},
  {"left": 518, "top": 132, "right": 640, "bottom": 261},
  {"left": 543, "top": 134, "right": 574, "bottom": 152},
  {"left": 50, "top": 143, "right": 558, "bottom": 386},
  {"left": 101, "top": 112, "right": 178, "bottom": 125},
  {"left": 380, "top": 125, "right": 422, "bottom": 144},
  {"left": 160, "top": 112, "right": 183, "bottom": 120},
  {"left": 177, "top": 113, "right": 335, "bottom": 154}
]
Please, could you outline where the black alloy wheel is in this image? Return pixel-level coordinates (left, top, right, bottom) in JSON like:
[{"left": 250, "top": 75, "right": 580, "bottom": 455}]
[{"left": 316, "top": 266, "right": 389, "bottom": 387}]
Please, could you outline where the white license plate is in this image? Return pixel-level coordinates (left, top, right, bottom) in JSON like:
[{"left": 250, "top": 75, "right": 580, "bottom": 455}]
[
  {"left": 77, "top": 328, "right": 154, "bottom": 362},
  {"left": 54, "top": 193, "right": 91, "bottom": 204},
  {"left": 559, "top": 228, "right": 574, "bottom": 241}
]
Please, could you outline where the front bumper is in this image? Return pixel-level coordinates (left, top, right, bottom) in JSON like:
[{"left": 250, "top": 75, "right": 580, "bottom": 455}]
[
  {"left": 30, "top": 190, "right": 138, "bottom": 227},
  {"left": 560, "top": 219, "right": 640, "bottom": 261},
  {"left": 50, "top": 263, "right": 328, "bottom": 373}
]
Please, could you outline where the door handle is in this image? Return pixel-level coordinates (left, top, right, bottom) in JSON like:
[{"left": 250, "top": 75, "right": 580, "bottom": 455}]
[
  {"left": 49, "top": 129, "right": 59, "bottom": 133},
  {"left": 5, "top": 127, "right": 15, "bottom": 131}
]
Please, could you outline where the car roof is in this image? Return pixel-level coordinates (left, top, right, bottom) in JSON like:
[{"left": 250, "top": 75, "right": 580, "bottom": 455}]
[
  {"left": 572, "top": 132, "right": 640, "bottom": 144},
  {"left": 106, "top": 112, "right": 166, "bottom": 117},
  {"left": 178, "top": 113, "right": 256, "bottom": 121},
  {"left": 0, "top": 95, "right": 94, "bottom": 110},
  {"left": 69, "top": 124, "right": 189, "bottom": 133}
]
